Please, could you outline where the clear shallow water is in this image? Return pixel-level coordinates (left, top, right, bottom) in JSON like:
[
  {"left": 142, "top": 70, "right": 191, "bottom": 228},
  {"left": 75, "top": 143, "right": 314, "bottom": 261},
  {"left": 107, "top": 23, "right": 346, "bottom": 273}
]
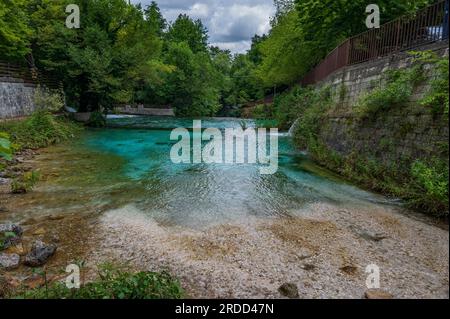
[{"left": 6, "top": 116, "right": 398, "bottom": 228}]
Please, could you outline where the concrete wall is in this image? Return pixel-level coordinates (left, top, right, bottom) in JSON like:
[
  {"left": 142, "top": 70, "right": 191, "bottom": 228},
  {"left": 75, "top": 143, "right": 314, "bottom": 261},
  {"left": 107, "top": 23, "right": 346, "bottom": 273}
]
[
  {"left": 117, "top": 105, "right": 175, "bottom": 116},
  {"left": 313, "top": 41, "right": 449, "bottom": 164},
  {"left": 0, "top": 80, "right": 36, "bottom": 119}
]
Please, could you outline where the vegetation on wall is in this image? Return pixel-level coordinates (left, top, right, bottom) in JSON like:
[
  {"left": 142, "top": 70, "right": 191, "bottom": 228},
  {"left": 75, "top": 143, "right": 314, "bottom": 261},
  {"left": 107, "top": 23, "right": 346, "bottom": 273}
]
[
  {"left": 414, "top": 51, "right": 450, "bottom": 115},
  {"left": 355, "top": 65, "right": 424, "bottom": 119},
  {"left": 284, "top": 52, "right": 449, "bottom": 216}
]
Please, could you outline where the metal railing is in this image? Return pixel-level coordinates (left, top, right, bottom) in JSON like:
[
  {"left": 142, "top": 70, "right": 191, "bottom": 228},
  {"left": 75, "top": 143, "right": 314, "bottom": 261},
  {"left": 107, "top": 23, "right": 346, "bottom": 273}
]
[
  {"left": 0, "top": 61, "right": 61, "bottom": 89},
  {"left": 300, "top": 0, "right": 449, "bottom": 85}
]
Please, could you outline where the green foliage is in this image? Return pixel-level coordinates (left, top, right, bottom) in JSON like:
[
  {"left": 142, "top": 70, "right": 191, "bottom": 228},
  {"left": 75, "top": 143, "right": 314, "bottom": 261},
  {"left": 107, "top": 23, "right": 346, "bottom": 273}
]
[
  {"left": 411, "top": 51, "right": 449, "bottom": 115},
  {"left": 0, "top": 0, "right": 32, "bottom": 60},
  {"left": 33, "top": 87, "right": 64, "bottom": 112},
  {"left": 0, "top": 132, "right": 13, "bottom": 161},
  {"left": 256, "top": 11, "right": 309, "bottom": 87},
  {"left": 251, "top": 104, "right": 274, "bottom": 120},
  {"left": 166, "top": 14, "right": 208, "bottom": 53},
  {"left": 355, "top": 65, "right": 424, "bottom": 119},
  {"left": 273, "top": 86, "right": 331, "bottom": 131},
  {"left": 254, "top": 0, "right": 432, "bottom": 88},
  {"left": 0, "top": 231, "right": 16, "bottom": 251},
  {"left": 224, "top": 54, "right": 264, "bottom": 107},
  {"left": 144, "top": 1, "right": 167, "bottom": 36},
  {"left": 15, "top": 264, "right": 184, "bottom": 299},
  {"left": 88, "top": 111, "right": 107, "bottom": 128},
  {"left": 411, "top": 159, "right": 449, "bottom": 215},
  {"left": 11, "top": 170, "right": 40, "bottom": 194},
  {"left": 164, "top": 42, "right": 221, "bottom": 116},
  {"left": 0, "top": 111, "right": 81, "bottom": 150},
  {"left": 287, "top": 72, "right": 448, "bottom": 216}
]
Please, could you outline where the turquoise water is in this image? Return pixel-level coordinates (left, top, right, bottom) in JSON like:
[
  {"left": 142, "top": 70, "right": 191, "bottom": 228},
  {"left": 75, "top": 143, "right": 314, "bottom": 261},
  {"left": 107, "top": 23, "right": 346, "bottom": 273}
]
[
  {"left": 4, "top": 116, "right": 397, "bottom": 229},
  {"left": 51, "top": 116, "right": 392, "bottom": 228}
]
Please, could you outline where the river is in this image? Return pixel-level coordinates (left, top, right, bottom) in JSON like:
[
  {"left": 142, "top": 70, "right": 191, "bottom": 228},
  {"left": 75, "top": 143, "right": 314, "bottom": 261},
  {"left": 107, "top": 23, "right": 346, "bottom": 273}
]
[{"left": 0, "top": 116, "right": 448, "bottom": 298}]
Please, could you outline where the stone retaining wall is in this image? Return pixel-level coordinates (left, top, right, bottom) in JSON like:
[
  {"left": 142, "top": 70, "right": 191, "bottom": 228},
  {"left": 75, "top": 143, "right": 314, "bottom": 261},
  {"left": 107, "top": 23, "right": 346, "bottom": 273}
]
[
  {"left": 314, "top": 41, "right": 449, "bottom": 164},
  {"left": 0, "top": 80, "right": 37, "bottom": 119}
]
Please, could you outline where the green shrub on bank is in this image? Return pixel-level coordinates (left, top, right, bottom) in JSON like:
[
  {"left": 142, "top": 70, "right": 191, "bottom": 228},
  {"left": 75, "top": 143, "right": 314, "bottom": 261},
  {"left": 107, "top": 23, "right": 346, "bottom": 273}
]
[
  {"left": 11, "top": 170, "right": 40, "bottom": 194},
  {"left": 410, "top": 159, "right": 449, "bottom": 215},
  {"left": 0, "top": 110, "right": 81, "bottom": 151},
  {"left": 33, "top": 87, "right": 64, "bottom": 113},
  {"left": 88, "top": 111, "right": 107, "bottom": 127},
  {"left": 14, "top": 264, "right": 184, "bottom": 299},
  {"left": 0, "top": 132, "right": 13, "bottom": 161},
  {"left": 281, "top": 60, "right": 448, "bottom": 215},
  {"left": 251, "top": 103, "right": 274, "bottom": 120},
  {"left": 355, "top": 65, "right": 424, "bottom": 119},
  {"left": 273, "top": 86, "right": 329, "bottom": 131}
]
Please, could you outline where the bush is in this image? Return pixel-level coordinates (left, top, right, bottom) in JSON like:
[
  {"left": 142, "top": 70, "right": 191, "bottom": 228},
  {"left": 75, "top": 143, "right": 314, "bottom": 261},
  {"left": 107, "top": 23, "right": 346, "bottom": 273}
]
[
  {"left": 0, "top": 132, "right": 13, "bottom": 161},
  {"left": 410, "top": 159, "right": 449, "bottom": 215},
  {"left": 355, "top": 65, "right": 424, "bottom": 119},
  {"left": 11, "top": 171, "right": 40, "bottom": 194},
  {"left": 413, "top": 51, "right": 449, "bottom": 115},
  {"left": 0, "top": 110, "right": 81, "bottom": 150},
  {"left": 14, "top": 264, "right": 184, "bottom": 299},
  {"left": 273, "top": 86, "right": 322, "bottom": 130},
  {"left": 33, "top": 87, "right": 64, "bottom": 112},
  {"left": 88, "top": 111, "right": 106, "bottom": 127},
  {"left": 251, "top": 103, "right": 274, "bottom": 120}
]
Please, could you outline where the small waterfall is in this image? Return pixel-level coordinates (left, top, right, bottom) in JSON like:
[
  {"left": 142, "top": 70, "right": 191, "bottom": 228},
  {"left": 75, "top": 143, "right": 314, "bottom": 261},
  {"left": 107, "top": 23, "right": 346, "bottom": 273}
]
[{"left": 288, "top": 118, "right": 300, "bottom": 136}]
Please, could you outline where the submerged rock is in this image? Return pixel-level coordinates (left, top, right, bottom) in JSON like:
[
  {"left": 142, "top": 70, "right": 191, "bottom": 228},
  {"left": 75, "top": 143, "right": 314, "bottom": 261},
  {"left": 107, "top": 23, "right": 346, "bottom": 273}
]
[
  {"left": 24, "top": 240, "right": 57, "bottom": 267},
  {"left": 0, "top": 224, "right": 23, "bottom": 237},
  {"left": 278, "top": 282, "right": 299, "bottom": 298},
  {"left": 0, "top": 223, "right": 23, "bottom": 249},
  {"left": 0, "top": 253, "right": 20, "bottom": 270}
]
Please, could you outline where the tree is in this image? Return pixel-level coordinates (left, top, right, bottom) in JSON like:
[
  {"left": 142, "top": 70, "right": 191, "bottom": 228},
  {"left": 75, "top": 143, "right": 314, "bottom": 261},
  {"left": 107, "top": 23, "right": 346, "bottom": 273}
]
[
  {"left": 164, "top": 42, "right": 221, "bottom": 116},
  {"left": 166, "top": 14, "right": 208, "bottom": 53},
  {"left": 144, "top": 1, "right": 166, "bottom": 36},
  {"left": 29, "top": 0, "right": 163, "bottom": 111},
  {"left": 0, "top": 0, "right": 32, "bottom": 60},
  {"left": 296, "top": 0, "right": 433, "bottom": 59},
  {"left": 256, "top": 11, "right": 308, "bottom": 87}
]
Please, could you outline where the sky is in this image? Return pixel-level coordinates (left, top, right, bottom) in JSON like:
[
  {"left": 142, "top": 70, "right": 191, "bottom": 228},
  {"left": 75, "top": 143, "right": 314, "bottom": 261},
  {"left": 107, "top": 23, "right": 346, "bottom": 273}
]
[{"left": 131, "top": 0, "right": 276, "bottom": 53}]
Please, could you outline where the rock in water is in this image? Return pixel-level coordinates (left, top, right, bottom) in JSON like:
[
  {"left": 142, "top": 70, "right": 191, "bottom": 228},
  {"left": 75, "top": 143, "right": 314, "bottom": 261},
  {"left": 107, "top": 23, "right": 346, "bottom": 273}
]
[
  {"left": 364, "top": 289, "right": 393, "bottom": 299},
  {"left": 0, "top": 253, "right": 20, "bottom": 270},
  {"left": 0, "top": 223, "right": 23, "bottom": 249},
  {"left": 0, "top": 223, "right": 23, "bottom": 236},
  {"left": 24, "top": 240, "right": 57, "bottom": 267},
  {"left": 278, "top": 283, "right": 299, "bottom": 299}
]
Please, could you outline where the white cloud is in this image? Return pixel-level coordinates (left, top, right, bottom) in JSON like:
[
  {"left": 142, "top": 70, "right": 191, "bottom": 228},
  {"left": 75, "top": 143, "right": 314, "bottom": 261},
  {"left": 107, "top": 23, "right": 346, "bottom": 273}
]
[{"left": 132, "top": 0, "right": 275, "bottom": 53}]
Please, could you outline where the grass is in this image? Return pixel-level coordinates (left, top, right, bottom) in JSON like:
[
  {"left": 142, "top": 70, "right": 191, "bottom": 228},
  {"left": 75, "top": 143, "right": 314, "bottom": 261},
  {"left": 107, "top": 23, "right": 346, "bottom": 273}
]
[
  {"left": 0, "top": 110, "right": 82, "bottom": 152},
  {"left": 12, "top": 264, "right": 185, "bottom": 299}
]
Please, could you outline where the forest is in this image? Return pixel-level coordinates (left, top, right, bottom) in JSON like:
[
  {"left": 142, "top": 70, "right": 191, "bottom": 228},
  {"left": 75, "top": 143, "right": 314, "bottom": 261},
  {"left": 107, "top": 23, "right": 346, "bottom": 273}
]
[{"left": 0, "top": 0, "right": 434, "bottom": 116}]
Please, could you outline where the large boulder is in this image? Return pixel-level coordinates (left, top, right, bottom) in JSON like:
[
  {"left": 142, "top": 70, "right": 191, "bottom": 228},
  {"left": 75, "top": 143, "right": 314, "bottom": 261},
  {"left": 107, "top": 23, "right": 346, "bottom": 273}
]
[
  {"left": 0, "top": 253, "right": 20, "bottom": 270},
  {"left": 24, "top": 240, "right": 57, "bottom": 267}
]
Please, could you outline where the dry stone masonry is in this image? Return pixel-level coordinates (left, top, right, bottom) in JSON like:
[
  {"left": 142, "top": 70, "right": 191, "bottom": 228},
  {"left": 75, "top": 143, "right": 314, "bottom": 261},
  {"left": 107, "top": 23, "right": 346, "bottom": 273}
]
[{"left": 314, "top": 41, "right": 449, "bottom": 164}]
